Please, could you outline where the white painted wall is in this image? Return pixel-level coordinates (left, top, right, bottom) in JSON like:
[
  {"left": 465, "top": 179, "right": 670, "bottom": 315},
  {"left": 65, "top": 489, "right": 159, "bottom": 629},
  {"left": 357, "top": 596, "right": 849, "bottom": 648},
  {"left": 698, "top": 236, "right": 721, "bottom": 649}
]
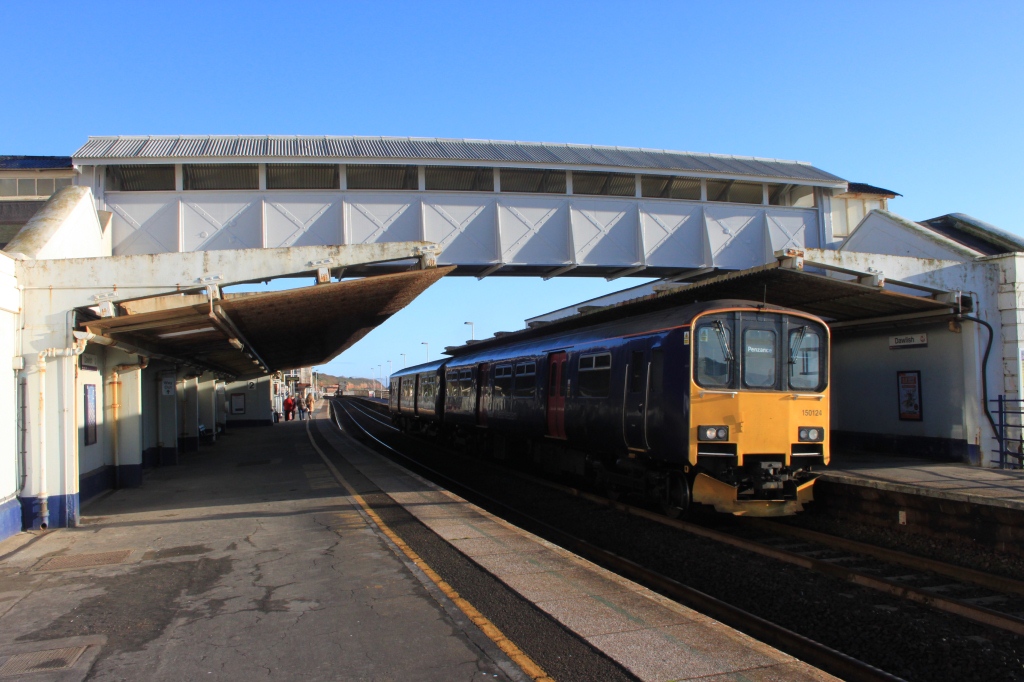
[
  {"left": 0, "top": 253, "right": 20, "bottom": 519},
  {"left": 832, "top": 320, "right": 966, "bottom": 440}
]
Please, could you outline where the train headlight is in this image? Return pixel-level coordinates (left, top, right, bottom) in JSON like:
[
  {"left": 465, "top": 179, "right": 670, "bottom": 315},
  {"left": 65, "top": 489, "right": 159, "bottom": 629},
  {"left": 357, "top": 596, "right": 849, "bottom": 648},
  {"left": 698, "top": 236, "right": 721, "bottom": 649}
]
[
  {"left": 699, "top": 425, "right": 729, "bottom": 441},
  {"left": 798, "top": 427, "right": 824, "bottom": 442}
]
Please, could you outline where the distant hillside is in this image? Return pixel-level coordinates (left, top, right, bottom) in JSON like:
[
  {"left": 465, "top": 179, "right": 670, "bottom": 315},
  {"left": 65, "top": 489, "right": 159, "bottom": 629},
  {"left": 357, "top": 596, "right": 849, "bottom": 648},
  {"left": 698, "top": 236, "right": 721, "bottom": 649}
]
[{"left": 316, "top": 373, "right": 383, "bottom": 390}]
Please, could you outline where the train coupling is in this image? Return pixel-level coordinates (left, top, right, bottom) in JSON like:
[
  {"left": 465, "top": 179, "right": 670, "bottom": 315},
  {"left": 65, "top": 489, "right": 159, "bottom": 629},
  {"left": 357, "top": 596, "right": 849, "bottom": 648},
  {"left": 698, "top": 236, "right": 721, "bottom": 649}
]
[{"left": 691, "top": 473, "right": 816, "bottom": 517}]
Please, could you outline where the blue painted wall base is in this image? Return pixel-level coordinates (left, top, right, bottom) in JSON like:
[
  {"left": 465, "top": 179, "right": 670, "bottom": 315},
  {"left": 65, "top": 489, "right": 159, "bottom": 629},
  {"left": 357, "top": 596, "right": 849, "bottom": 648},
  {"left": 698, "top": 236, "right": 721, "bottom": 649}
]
[
  {"left": 78, "top": 464, "right": 144, "bottom": 505},
  {"left": 80, "top": 465, "right": 115, "bottom": 503},
  {"left": 0, "top": 497, "right": 21, "bottom": 543},
  {"left": 19, "top": 494, "right": 79, "bottom": 530}
]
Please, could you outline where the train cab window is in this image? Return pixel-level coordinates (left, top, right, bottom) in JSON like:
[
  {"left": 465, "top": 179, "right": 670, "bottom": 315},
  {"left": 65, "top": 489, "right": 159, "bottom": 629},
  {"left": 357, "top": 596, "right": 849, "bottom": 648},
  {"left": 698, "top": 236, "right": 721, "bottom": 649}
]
[
  {"left": 578, "top": 353, "right": 611, "bottom": 397},
  {"left": 789, "top": 327, "right": 824, "bottom": 391},
  {"left": 513, "top": 362, "right": 536, "bottom": 398},
  {"left": 493, "top": 365, "right": 513, "bottom": 397},
  {"left": 459, "top": 369, "right": 473, "bottom": 398},
  {"left": 695, "top": 323, "right": 733, "bottom": 388},
  {"left": 743, "top": 329, "right": 777, "bottom": 388}
]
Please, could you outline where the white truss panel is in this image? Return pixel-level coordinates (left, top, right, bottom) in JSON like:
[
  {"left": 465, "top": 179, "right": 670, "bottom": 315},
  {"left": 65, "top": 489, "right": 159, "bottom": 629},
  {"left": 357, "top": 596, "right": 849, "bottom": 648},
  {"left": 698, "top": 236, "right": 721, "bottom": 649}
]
[
  {"left": 347, "top": 196, "right": 420, "bottom": 245},
  {"left": 182, "top": 195, "right": 263, "bottom": 252},
  {"left": 570, "top": 200, "right": 640, "bottom": 267},
  {"left": 498, "top": 198, "right": 571, "bottom": 265},
  {"left": 766, "top": 209, "right": 818, "bottom": 252},
  {"left": 102, "top": 191, "right": 823, "bottom": 274},
  {"left": 266, "top": 195, "right": 342, "bottom": 248},
  {"left": 704, "top": 206, "right": 766, "bottom": 269},
  {"left": 423, "top": 196, "right": 498, "bottom": 265},
  {"left": 107, "top": 194, "right": 180, "bottom": 255},
  {"left": 640, "top": 202, "right": 706, "bottom": 268}
]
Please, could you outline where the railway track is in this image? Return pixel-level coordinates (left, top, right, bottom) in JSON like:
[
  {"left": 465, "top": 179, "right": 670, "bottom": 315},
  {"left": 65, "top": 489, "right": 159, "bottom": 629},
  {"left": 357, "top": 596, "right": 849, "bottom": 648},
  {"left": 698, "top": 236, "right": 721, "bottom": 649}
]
[
  {"left": 330, "top": 397, "right": 902, "bottom": 682},
  {"left": 340, "top": 399, "right": 1024, "bottom": 639}
]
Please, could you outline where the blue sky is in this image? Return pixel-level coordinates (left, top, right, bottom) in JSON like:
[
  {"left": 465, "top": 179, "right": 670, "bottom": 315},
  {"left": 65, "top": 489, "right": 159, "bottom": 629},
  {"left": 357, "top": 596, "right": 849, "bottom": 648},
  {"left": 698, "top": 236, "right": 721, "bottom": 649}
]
[{"left": 2, "top": 1, "right": 1021, "bottom": 381}]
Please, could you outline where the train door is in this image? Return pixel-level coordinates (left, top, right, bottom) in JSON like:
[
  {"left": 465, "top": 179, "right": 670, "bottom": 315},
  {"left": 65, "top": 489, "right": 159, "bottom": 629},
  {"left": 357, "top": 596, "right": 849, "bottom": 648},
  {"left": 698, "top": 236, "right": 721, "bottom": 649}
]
[
  {"left": 546, "top": 351, "right": 567, "bottom": 439},
  {"left": 476, "top": 363, "right": 490, "bottom": 426},
  {"left": 623, "top": 339, "right": 651, "bottom": 451}
]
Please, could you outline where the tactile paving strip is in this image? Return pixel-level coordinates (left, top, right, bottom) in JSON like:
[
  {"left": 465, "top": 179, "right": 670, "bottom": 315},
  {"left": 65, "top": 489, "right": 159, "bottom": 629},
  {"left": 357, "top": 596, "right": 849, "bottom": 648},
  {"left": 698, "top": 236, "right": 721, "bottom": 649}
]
[
  {"left": 36, "top": 549, "right": 133, "bottom": 571},
  {"left": 0, "top": 646, "right": 87, "bottom": 677}
]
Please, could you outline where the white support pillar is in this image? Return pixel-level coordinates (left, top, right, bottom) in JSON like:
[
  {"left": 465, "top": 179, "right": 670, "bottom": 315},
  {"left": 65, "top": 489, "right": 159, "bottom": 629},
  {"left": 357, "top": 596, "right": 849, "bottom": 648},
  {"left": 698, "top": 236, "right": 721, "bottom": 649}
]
[{"left": 157, "top": 370, "right": 178, "bottom": 466}]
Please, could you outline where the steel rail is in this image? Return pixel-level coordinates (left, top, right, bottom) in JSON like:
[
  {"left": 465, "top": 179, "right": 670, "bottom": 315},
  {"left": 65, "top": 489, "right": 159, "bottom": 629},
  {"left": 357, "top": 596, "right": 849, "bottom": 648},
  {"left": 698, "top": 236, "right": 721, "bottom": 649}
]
[{"left": 330, "top": 397, "right": 903, "bottom": 682}]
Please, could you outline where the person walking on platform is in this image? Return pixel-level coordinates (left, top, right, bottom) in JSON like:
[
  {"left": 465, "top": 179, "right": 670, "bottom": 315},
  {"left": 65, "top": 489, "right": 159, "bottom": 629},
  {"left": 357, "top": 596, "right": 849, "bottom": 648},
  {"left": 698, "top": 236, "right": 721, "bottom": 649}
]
[
  {"left": 305, "top": 392, "right": 315, "bottom": 418},
  {"left": 297, "top": 394, "right": 308, "bottom": 421},
  {"left": 283, "top": 395, "right": 296, "bottom": 421}
]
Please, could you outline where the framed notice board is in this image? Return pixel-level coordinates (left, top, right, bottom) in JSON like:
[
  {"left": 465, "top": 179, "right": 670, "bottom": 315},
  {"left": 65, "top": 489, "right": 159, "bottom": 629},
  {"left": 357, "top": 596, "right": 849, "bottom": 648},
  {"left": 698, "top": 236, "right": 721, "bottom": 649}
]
[
  {"left": 84, "top": 384, "right": 98, "bottom": 445},
  {"left": 897, "top": 371, "right": 922, "bottom": 421}
]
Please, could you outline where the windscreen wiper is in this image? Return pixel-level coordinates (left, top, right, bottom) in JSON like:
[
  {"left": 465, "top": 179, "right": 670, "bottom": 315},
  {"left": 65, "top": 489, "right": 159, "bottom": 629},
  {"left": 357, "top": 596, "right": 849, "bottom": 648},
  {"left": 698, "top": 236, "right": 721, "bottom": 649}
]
[
  {"left": 789, "top": 325, "right": 807, "bottom": 364},
  {"left": 713, "top": 320, "right": 734, "bottom": 362}
]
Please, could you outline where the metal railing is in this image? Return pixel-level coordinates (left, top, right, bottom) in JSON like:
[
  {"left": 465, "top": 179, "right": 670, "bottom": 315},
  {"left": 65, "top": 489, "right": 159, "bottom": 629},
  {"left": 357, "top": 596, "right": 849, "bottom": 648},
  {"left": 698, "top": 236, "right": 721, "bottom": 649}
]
[{"left": 991, "top": 395, "right": 1024, "bottom": 469}]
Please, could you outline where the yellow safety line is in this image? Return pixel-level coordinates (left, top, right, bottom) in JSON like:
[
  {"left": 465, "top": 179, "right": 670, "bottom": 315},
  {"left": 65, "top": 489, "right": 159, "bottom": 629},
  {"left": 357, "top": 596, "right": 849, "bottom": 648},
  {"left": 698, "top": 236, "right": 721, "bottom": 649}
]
[{"left": 304, "top": 416, "right": 554, "bottom": 682}]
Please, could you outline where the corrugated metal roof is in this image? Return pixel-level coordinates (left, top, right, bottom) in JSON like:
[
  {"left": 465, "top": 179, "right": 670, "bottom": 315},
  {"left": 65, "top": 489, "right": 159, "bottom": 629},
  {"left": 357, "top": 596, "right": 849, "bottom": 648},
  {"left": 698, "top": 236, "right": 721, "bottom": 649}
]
[
  {"left": 72, "top": 136, "right": 845, "bottom": 184},
  {"left": 0, "top": 156, "right": 73, "bottom": 170}
]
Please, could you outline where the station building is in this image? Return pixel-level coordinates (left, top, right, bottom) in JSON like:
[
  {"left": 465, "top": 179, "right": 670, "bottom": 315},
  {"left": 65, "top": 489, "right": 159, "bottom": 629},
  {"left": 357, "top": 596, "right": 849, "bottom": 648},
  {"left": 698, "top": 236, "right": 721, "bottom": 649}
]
[{"left": 0, "top": 136, "right": 1022, "bottom": 543}]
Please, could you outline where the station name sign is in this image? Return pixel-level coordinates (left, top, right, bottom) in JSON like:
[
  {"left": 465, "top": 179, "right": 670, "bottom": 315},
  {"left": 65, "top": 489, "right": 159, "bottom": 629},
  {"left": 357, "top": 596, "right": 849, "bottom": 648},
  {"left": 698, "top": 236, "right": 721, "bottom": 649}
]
[{"left": 890, "top": 333, "right": 927, "bottom": 350}]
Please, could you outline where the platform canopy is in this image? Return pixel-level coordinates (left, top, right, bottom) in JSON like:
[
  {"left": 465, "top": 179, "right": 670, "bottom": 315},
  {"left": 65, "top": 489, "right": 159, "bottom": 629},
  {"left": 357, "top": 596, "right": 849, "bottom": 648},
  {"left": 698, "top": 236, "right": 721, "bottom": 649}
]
[
  {"left": 80, "top": 267, "right": 453, "bottom": 379},
  {"left": 447, "top": 252, "right": 962, "bottom": 355}
]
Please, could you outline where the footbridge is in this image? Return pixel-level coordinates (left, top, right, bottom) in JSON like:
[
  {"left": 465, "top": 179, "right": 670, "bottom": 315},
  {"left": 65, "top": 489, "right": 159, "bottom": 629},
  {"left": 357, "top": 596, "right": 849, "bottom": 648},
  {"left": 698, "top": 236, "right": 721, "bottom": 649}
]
[{"left": 74, "top": 136, "right": 847, "bottom": 281}]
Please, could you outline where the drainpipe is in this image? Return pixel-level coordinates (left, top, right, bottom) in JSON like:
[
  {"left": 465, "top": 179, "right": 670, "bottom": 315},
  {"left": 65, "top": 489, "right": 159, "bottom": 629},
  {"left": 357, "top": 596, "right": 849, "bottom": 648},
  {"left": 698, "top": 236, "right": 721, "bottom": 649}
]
[
  {"left": 109, "top": 358, "right": 149, "bottom": 488},
  {"left": 32, "top": 339, "right": 87, "bottom": 530}
]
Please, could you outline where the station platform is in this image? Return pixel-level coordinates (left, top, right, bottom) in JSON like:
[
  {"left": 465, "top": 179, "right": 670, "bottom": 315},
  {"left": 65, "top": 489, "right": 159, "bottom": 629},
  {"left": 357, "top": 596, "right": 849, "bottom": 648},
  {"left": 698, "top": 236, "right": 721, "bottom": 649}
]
[
  {"left": 817, "top": 451, "right": 1024, "bottom": 553},
  {"left": 0, "top": 405, "right": 834, "bottom": 681},
  {"left": 825, "top": 451, "right": 1024, "bottom": 510}
]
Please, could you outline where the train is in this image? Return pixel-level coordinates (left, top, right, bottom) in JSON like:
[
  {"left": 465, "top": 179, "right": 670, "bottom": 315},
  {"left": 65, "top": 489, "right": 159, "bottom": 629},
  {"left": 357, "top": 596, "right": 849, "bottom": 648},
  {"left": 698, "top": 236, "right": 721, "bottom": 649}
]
[{"left": 388, "top": 299, "right": 829, "bottom": 517}]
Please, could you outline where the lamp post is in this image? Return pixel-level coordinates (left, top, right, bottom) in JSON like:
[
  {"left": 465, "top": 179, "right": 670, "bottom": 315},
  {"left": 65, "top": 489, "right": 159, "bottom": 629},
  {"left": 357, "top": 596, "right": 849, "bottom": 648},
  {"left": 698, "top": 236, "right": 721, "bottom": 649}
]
[
  {"left": 465, "top": 321, "right": 474, "bottom": 341},
  {"left": 387, "top": 360, "right": 392, "bottom": 387},
  {"left": 370, "top": 367, "right": 376, "bottom": 392},
  {"left": 378, "top": 365, "right": 382, "bottom": 392},
  {"left": 422, "top": 341, "right": 429, "bottom": 361},
  {"left": 400, "top": 353, "right": 406, "bottom": 368}
]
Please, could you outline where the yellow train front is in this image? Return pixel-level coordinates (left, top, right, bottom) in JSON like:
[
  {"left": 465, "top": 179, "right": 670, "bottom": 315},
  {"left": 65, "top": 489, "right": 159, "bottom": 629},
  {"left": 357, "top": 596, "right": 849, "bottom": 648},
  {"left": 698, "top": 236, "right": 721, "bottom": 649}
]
[{"left": 686, "top": 306, "right": 829, "bottom": 516}]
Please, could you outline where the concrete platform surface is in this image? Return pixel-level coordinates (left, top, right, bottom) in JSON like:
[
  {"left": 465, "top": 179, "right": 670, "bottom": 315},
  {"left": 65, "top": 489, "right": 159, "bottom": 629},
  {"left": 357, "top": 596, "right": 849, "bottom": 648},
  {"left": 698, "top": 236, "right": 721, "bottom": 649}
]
[
  {"left": 0, "top": 409, "right": 528, "bottom": 681},
  {"left": 825, "top": 450, "right": 1024, "bottom": 511}
]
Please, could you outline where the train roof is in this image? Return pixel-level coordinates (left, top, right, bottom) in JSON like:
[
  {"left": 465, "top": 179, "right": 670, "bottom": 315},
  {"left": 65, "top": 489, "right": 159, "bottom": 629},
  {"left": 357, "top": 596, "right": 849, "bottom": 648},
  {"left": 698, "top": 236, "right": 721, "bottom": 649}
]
[
  {"left": 391, "top": 357, "right": 448, "bottom": 379},
  {"left": 441, "top": 298, "right": 813, "bottom": 368},
  {"left": 445, "top": 295, "right": 805, "bottom": 356}
]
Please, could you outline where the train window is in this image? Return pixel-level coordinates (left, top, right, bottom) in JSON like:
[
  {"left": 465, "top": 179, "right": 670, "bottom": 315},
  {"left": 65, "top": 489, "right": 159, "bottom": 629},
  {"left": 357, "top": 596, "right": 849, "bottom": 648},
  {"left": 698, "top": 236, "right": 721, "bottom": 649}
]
[
  {"left": 743, "top": 329, "right": 777, "bottom": 388},
  {"left": 513, "top": 362, "right": 536, "bottom": 399},
  {"left": 418, "top": 375, "right": 436, "bottom": 404},
  {"left": 460, "top": 369, "right": 473, "bottom": 398},
  {"left": 650, "top": 349, "right": 664, "bottom": 394},
  {"left": 446, "top": 371, "right": 460, "bottom": 401},
  {"left": 493, "top": 365, "right": 513, "bottom": 397},
  {"left": 695, "top": 324, "right": 732, "bottom": 387},
  {"left": 789, "top": 327, "right": 823, "bottom": 391},
  {"left": 629, "top": 352, "right": 645, "bottom": 393},
  {"left": 578, "top": 353, "right": 611, "bottom": 398}
]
